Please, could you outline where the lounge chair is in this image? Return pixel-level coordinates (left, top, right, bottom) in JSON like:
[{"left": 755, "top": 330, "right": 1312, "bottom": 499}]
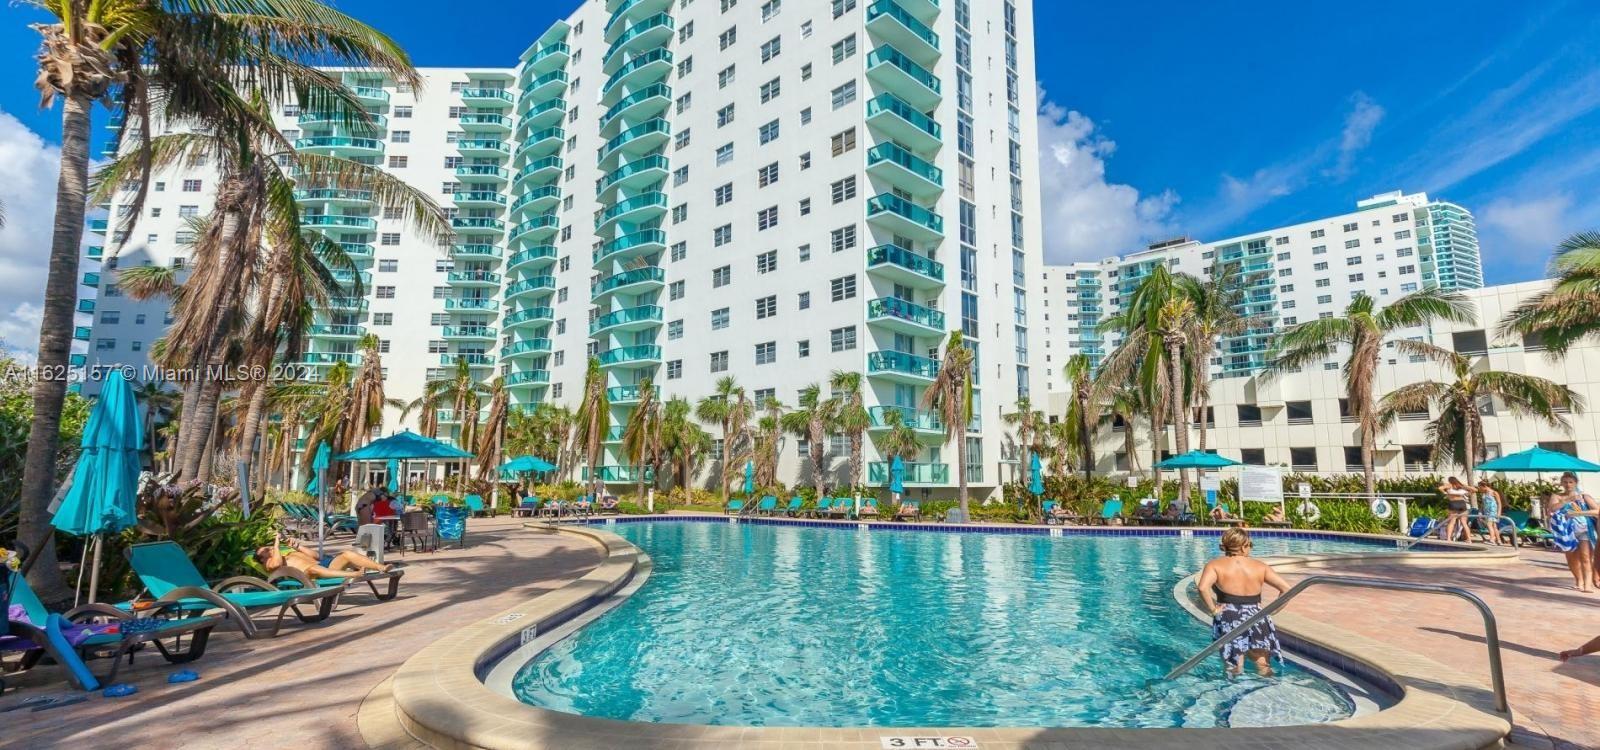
[
  {"left": 124, "top": 541, "right": 343, "bottom": 639},
  {"left": 859, "top": 498, "right": 880, "bottom": 519},
  {"left": 540, "top": 500, "right": 566, "bottom": 519},
  {"left": 464, "top": 494, "right": 494, "bottom": 518},
  {"left": 828, "top": 498, "right": 853, "bottom": 520},
  {"left": 4, "top": 570, "right": 219, "bottom": 689},
  {"left": 755, "top": 495, "right": 779, "bottom": 516},
  {"left": 894, "top": 500, "right": 921, "bottom": 522},
  {"left": 513, "top": 497, "right": 541, "bottom": 517},
  {"left": 782, "top": 497, "right": 804, "bottom": 516},
  {"left": 810, "top": 497, "right": 833, "bottom": 518},
  {"left": 1407, "top": 517, "right": 1438, "bottom": 539},
  {"left": 1092, "top": 498, "right": 1125, "bottom": 525},
  {"left": 1042, "top": 499, "right": 1082, "bottom": 525},
  {"left": 725, "top": 498, "right": 746, "bottom": 515},
  {"left": 1500, "top": 509, "right": 1551, "bottom": 547},
  {"left": 266, "top": 563, "right": 405, "bottom": 603}
]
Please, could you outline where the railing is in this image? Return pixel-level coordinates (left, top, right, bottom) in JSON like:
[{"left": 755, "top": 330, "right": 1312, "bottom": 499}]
[
  {"left": 302, "top": 214, "right": 377, "bottom": 229},
  {"left": 521, "top": 70, "right": 570, "bottom": 94},
  {"left": 453, "top": 191, "right": 506, "bottom": 206},
  {"left": 503, "top": 306, "right": 555, "bottom": 325},
  {"left": 866, "top": 243, "right": 944, "bottom": 281},
  {"left": 601, "top": 83, "right": 671, "bottom": 127},
  {"left": 598, "top": 345, "right": 661, "bottom": 365},
  {"left": 590, "top": 305, "right": 663, "bottom": 333},
  {"left": 592, "top": 266, "right": 664, "bottom": 295},
  {"left": 602, "top": 48, "right": 672, "bottom": 95},
  {"left": 508, "top": 246, "right": 557, "bottom": 268},
  {"left": 868, "top": 350, "right": 939, "bottom": 379},
  {"left": 295, "top": 136, "right": 382, "bottom": 151},
  {"left": 452, "top": 217, "right": 505, "bottom": 231},
  {"left": 517, "top": 157, "right": 564, "bottom": 181},
  {"left": 867, "top": 461, "right": 949, "bottom": 484},
  {"left": 597, "top": 191, "right": 667, "bottom": 224},
  {"left": 594, "top": 229, "right": 666, "bottom": 262},
  {"left": 504, "top": 276, "right": 556, "bottom": 296},
  {"left": 607, "top": 385, "right": 641, "bottom": 402},
  {"left": 599, "top": 118, "right": 670, "bottom": 159},
  {"left": 512, "top": 186, "right": 562, "bottom": 213},
  {"left": 456, "top": 165, "right": 509, "bottom": 180},
  {"left": 604, "top": 13, "right": 674, "bottom": 65},
  {"left": 294, "top": 188, "right": 373, "bottom": 203},
  {"left": 441, "top": 326, "right": 495, "bottom": 338},
  {"left": 1165, "top": 575, "right": 1509, "bottom": 716},
  {"left": 440, "top": 353, "right": 494, "bottom": 366},
  {"left": 867, "top": 296, "right": 945, "bottom": 329},
  {"left": 868, "top": 193, "right": 943, "bottom": 233},
  {"left": 445, "top": 298, "right": 497, "bottom": 310},
  {"left": 866, "top": 46, "right": 941, "bottom": 94},
  {"left": 519, "top": 98, "right": 567, "bottom": 124},
  {"left": 597, "top": 154, "right": 670, "bottom": 194},
  {"left": 447, "top": 270, "right": 502, "bottom": 284},
  {"left": 506, "top": 370, "right": 550, "bottom": 385},
  {"left": 867, "top": 141, "right": 943, "bottom": 185},
  {"left": 866, "top": 0, "right": 940, "bottom": 51},
  {"left": 458, "top": 113, "right": 510, "bottom": 128},
  {"left": 452, "top": 244, "right": 502, "bottom": 258},
  {"left": 868, "top": 405, "right": 943, "bottom": 431},
  {"left": 459, "top": 88, "right": 514, "bottom": 103},
  {"left": 866, "top": 93, "right": 940, "bottom": 138},
  {"left": 501, "top": 338, "right": 552, "bottom": 356},
  {"left": 308, "top": 323, "right": 366, "bottom": 337},
  {"left": 457, "top": 139, "right": 510, "bottom": 154},
  {"left": 510, "top": 214, "right": 559, "bottom": 239}
]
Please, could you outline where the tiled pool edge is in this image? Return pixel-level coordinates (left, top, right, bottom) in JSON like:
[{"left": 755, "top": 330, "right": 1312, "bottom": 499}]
[{"left": 380, "top": 520, "right": 1514, "bottom": 749}]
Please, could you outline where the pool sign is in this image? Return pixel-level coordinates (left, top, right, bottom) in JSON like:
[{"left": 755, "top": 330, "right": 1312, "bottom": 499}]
[
  {"left": 1298, "top": 482, "right": 1312, "bottom": 499},
  {"left": 881, "top": 738, "right": 978, "bottom": 749},
  {"left": 1239, "top": 466, "right": 1284, "bottom": 502}
]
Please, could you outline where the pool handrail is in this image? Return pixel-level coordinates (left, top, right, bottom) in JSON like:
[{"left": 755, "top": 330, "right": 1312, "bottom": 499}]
[{"left": 1165, "top": 574, "right": 1510, "bottom": 716}]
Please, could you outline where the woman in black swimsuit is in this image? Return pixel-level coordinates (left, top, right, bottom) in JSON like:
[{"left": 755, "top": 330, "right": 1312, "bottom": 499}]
[{"left": 1197, "top": 527, "right": 1292, "bottom": 677}]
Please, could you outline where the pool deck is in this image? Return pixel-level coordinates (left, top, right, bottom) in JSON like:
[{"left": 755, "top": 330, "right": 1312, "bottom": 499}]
[{"left": 1, "top": 513, "right": 1585, "bottom": 748}]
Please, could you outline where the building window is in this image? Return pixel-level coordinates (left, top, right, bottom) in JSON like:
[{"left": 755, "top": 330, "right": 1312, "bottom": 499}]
[
  {"left": 388, "top": 156, "right": 408, "bottom": 168},
  {"left": 181, "top": 179, "right": 202, "bottom": 192},
  {"left": 670, "top": 281, "right": 685, "bottom": 300},
  {"left": 758, "top": 162, "right": 779, "bottom": 186},
  {"left": 797, "top": 291, "right": 810, "bottom": 310},
  {"left": 715, "top": 183, "right": 734, "bottom": 205},
  {"left": 798, "top": 340, "right": 810, "bottom": 357},
  {"left": 758, "top": 119, "right": 780, "bottom": 144},
  {"left": 757, "top": 250, "right": 777, "bottom": 273},
  {"left": 667, "top": 360, "right": 683, "bottom": 379},
  {"left": 717, "top": 103, "right": 736, "bottom": 127},
  {"left": 830, "top": 176, "right": 857, "bottom": 203},
  {"left": 830, "top": 275, "right": 857, "bottom": 301},
  {"left": 716, "top": 143, "right": 735, "bottom": 165},
  {"left": 714, "top": 224, "right": 733, "bottom": 246},
  {"left": 713, "top": 265, "right": 731, "bottom": 287},
  {"left": 719, "top": 27, "right": 737, "bottom": 50},
  {"left": 755, "top": 341, "right": 776, "bottom": 364},
  {"left": 759, "top": 77, "right": 781, "bottom": 102},
  {"left": 376, "top": 286, "right": 396, "bottom": 299},
  {"left": 757, "top": 206, "right": 778, "bottom": 230},
  {"left": 831, "top": 128, "right": 857, "bottom": 155},
  {"left": 830, "top": 326, "right": 856, "bottom": 352},
  {"left": 830, "top": 224, "right": 857, "bottom": 252},
  {"left": 712, "top": 307, "right": 730, "bottom": 330},
  {"left": 830, "top": 34, "right": 856, "bottom": 63},
  {"left": 830, "top": 81, "right": 857, "bottom": 109},
  {"left": 756, "top": 295, "right": 777, "bottom": 318},
  {"left": 710, "top": 351, "right": 729, "bottom": 372},
  {"left": 668, "top": 320, "right": 684, "bottom": 339},
  {"left": 671, "top": 242, "right": 687, "bottom": 262}
]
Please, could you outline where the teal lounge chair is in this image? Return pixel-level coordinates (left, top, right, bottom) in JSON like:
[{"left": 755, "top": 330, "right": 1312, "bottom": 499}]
[
  {"left": 725, "top": 498, "right": 746, "bottom": 515},
  {"left": 5, "top": 569, "right": 218, "bottom": 689},
  {"left": 893, "top": 500, "right": 921, "bottom": 521},
  {"left": 783, "top": 497, "right": 804, "bottom": 516},
  {"left": 811, "top": 497, "right": 833, "bottom": 518},
  {"left": 1502, "top": 509, "right": 1552, "bottom": 547},
  {"left": 829, "top": 498, "right": 853, "bottom": 520},
  {"left": 756, "top": 495, "right": 779, "bottom": 515},
  {"left": 125, "top": 541, "right": 343, "bottom": 639},
  {"left": 514, "top": 497, "right": 541, "bottom": 517},
  {"left": 1092, "top": 498, "right": 1124, "bottom": 525},
  {"left": 859, "top": 498, "right": 880, "bottom": 519},
  {"left": 464, "top": 494, "right": 493, "bottom": 518}
]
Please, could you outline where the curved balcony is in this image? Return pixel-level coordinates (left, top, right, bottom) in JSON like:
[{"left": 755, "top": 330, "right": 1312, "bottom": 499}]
[
  {"left": 293, "top": 188, "right": 374, "bottom": 207},
  {"left": 453, "top": 191, "right": 507, "bottom": 209},
  {"left": 77, "top": 299, "right": 95, "bottom": 313},
  {"left": 596, "top": 154, "right": 669, "bottom": 200},
  {"left": 86, "top": 245, "right": 104, "bottom": 259},
  {"left": 866, "top": 46, "right": 942, "bottom": 109},
  {"left": 591, "top": 266, "right": 665, "bottom": 299},
  {"left": 457, "top": 138, "right": 510, "bottom": 157},
  {"left": 589, "top": 305, "right": 663, "bottom": 336},
  {"left": 603, "top": 0, "right": 673, "bottom": 41},
  {"left": 600, "top": 83, "right": 670, "bottom": 131},
  {"left": 598, "top": 118, "right": 670, "bottom": 164},
  {"left": 308, "top": 324, "right": 367, "bottom": 339},
  {"left": 350, "top": 86, "right": 390, "bottom": 105},
  {"left": 330, "top": 270, "right": 373, "bottom": 291},
  {"left": 442, "top": 326, "right": 497, "bottom": 341},
  {"left": 300, "top": 351, "right": 359, "bottom": 366},
  {"left": 456, "top": 165, "right": 510, "bottom": 184},
  {"left": 507, "top": 245, "right": 558, "bottom": 273},
  {"left": 451, "top": 244, "right": 502, "bottom": 260},
  {"left": 866, "top": 141, "right": 943, "bottom": 197},
  {"left": 297, "top": 111, "right": 388, "bottom": 131},
  {"left": 501, "top": 338, "right": 553, "bottom": 357},
  {"left": 460, "top": 88, "right": 514, "bottom": 106},
  {"left": 518, "top": 97, "right": 567, "bottom": 128},
  {"left": 447, "top": 270, "right": 502, "bottom": 287},
  {"left": 503, "top": 306, "right": 556, "bottom": 326},
  {"left": 295, "top": 136, "right": 383, "bottom": 156},
  {"left": 440, "top": 353, "right": 494, "bottom": 367},
  {"left": 326, "top": 297, "right": 369, "bottom": 311},
  {"left": 867, "top": 296, "right": 945, "bottom": 335},
  {"left": 509, "top": 214, "right": 560, "bottom": 245},
  {"left": 504, "top": 275, "right": 556, "bottom": 301},
  {"left": 597, "top": 345, "right": 661, "bottom": 368},
  {"left": 452, "top": 217, "right": 505, "bottom": 232},
  {"left": 505, "top": 370, "right": 551, "bottom": 387},
  {"left": 602, "top": 49, "right": 673, "bottom": 100},
  {"left": 515, "top": 127, "right": 565, "bottom": 163},
  {"left": 458, "top": 113, "right": 512, "bottom": 134},
  {"left": 339, "top": 242, "right": 373, "bottom": 259},
  {"left": 444, "top": 297, "right": 498, "bottom": 311},
  {"left": 302, "top": 214, "right": 377, "bottom": 230},
  {"left": 595, "top": 191, "right": 666, "bottom": 233},
  {"left": 868, "top": 461, "right": 948, "bottom": 485},
  {"left": 867, "top": 193, "right": 944, "bottom": 242},
  {"left": 513, "top": 157, "right": 564, "bottom": 192},
  {"left": 867, "top": 349, "right": 939, "bottom": 383},
  {"left": 865, "top": 0, "right": 940, "bottom": 64},
  {"left": 593, "top": 228, "right": 667, "bottom": 265},
  {"left": 868, "top": 405, "right": 945, "bottom": 433},
  {"left": 865, "top": 93, "right": 942, "bottom": 153},
  {"left": 582, "top": 465, "right": 655, "bottom": 483},
  {"left": 897, "top": 0, "right": 940, "bottom": 23},
  {"left": 524, "top": 42, "right": 571, "bottom": 75},
  {"left": 521, "top": 70, "right": 570, "bottom": 100},
  {"left": 511, "top": 185, "right": 561, "bottom": 217},
  {"left": 866, "top": 243, "right": 945, "bottom": 288},
  {"left": 606, "top": 385, "right": 642, "bottom": 404},
  {"left": 603, "top": 13, "right": 675, "bottom": 72}
]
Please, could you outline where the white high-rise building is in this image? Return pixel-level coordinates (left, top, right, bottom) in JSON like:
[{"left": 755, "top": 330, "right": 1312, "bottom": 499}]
[{"left": 76, "top": 0, "right": 1047, "bottom": 497}]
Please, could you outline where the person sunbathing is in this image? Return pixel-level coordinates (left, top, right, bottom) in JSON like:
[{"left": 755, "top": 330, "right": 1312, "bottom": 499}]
[
  {"left": 255, "top": 533, "right": 396, "bottom": 581},
  {"left": 1211, "top": 504, "right": 1236, "bottom": 522},
  {"left": 1263, "top": 506, "right": 1286, "bottom": 524}
]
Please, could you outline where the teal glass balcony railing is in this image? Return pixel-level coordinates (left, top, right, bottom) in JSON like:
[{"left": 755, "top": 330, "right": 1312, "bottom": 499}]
[
  {"left": 73, "top": 326, "right": 91, "bottom": 341},
  {"left": 868, "top": 461, "right": 949, "bottom": 484},
  {"left": 868, "top": 296, "right": 945, "bottom": 330},
  {"left": 440, "top": 353, "right": 494, "bottom": 366},
  {"left": 77, "top": 299, "right": 95, "bottom": 313},
  {"left": 69, "top": 354, "right": 87, "bottom": 367},
  {"left": 294, "top": 188, "right": 374, "bottom": 203},
  {"left": 582, "top": 465, "right": 655, "bottom": 483},
  {"left": 503, "top": 306, "right": 555, "bottom": 325},
  {"left": 456, "top": 165, "right": 509, "bottom": 180},
  {"left": 599, "top": 118, "right": 670, "bottom": 159},
  {"left": 301, "top": 351, "right": 359, "bottom": 365},
  {"left": 457, "top": 139, "right": 510, "bottom": 154},
  {"left": 511, "top": 186, "right": 562, "bottom": 213},
  {"left": 601, "top": 83, "right": 671, "bottom": 127},
  {"left": 867, "top": 243, "right": 944, "bottom": 282},
  {"left": 868, "top": 405, "right": 943, "bottom": 431},
  {"left": 604, "top": 13, "right": 674, "bottom": 65},
  {"left": 459, "top": 88, "right": 514, "bottom": 103},
  {"left": 453, "top": 191, "right": 507, "bottom": 206},
  {"left": 868, "top": 350, "right": 939, "bottom": 379},
  {"left": 458, "top": 113, "right": 511, "bottom": 128},
  {"left": 296, "top": 111, "right": 389, "bottom": 130},
  {"left": 590, "top": 305, "right": 663, "bottom": 334},
  {"left": 329, "top": 270, "right": 372, "bottom": 288},
  {"left": 505, "top": 276, "right": 556, "bottom": 296},
  {"left": 598, "top": 345, "right": 661, "bottom": 366},
  {"left": 866, "top": 46, "right": 941, "bottom": 94},
  {"left": 866, "top": 0, "right": 940, "bottom": 52},
  {"left": 604, "top": 426, "right": 626, "bottom": 442},
  {"left": 294, "top": 136, "right": 383, "bottom": 151},
  {"left": 596, "top": 191, "right": 667, "bottom": 225},
  {"left": 592, "top": 266, "right": 665, "bottom": 295},
  {"left": 525, "top": 42, "right": 570, "bottom": 67},
  {"left": 444, "top": 298, "right": 498, "bottom": 310},
  {"left": 452, "top": 217, "right": 505, "bottom": 231},
  {"left": 865, "top": 93, "right": 941, "bottom": 139},
  {"left": 326, "top": 297, "right": 368, "bottom": 310},
  {"left": 606, "top": 385, "right": 641, "bottom": 402},
  {"left": 451, "top": 244, "right": 502, "bottom": 258},
  {"left": 517, "top": 156, "right": 564, "bottom": 180},
  {"left": 86, "top": 245, "right": 104, "bottom": 258},
  {"left": 521, "top": 70, "right": 569, "bottom": 95},
  {"left": 867, "top": 141, "right": 943, "bottom": 185},
  {"left": 309, "top": 324, "right": 366, "bottom": 337},
  {"left": 506, "top": 370, "right": 551, "bottom": 386},
  {"left": 519, "top": 98, "right": 567, "bottom": 126},
  {"left": 867, "top": 194, "right": 943, "bottom": 234},
  {"left": 350, "top": 86, "right": 389, "bottom": 102},
  {"left": 596, "top": 154, "right": 670, "bottom": 195},
  {"left": 508, "top": 245, "right": 558, "bottom": 269},
  {"left": 602, "top": 49, "right": 672, "bottom": 95},
  {"left": 501, "top": 338, "right": 553, "bottom": 357},
  {"left": 303, "top": 214, "right": 377, "bottom": 229},
  {"left": 339, "top": 242, "right": 373, "bottom": 257},
  {"left": 510, "top": 214, "right": 559, "bottom": 240},
  {"left": 441, "top": 326, "right": 496, "bottom": 339},
  {"left": 82, "top": 272, "right": 100, "bottom": 287},
  {"left": 88, "top": 219, "right": 108, "bottom": 232},
  {"left": 594, "top": 229, "right": 666, "bottom": 263},
  {"left": 447, "top": 270, "right": 502, "bottom": 284}
]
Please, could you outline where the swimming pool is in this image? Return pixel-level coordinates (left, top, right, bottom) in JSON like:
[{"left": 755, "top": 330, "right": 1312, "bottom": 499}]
[{"left": 510, "top": 520, "right": 1408, "bottom": 728}]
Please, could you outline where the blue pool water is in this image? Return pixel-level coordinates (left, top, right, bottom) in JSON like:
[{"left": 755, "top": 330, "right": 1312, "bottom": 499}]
[{"left": 511, "top": 521, "right": 1400, "bottom": 728}]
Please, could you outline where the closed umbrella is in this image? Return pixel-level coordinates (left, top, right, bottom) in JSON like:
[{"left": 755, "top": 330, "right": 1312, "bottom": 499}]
[
  {"left": 743, "top": 460, "right": 755, "bottom": 496},
  {"left": 310, "top": 442, "right": 331, "bottom": 558},
  {"left": 889, "top": 456, "right": 905, "bottom": 496},
  {"left": 1028, "top": 451, "right": 1045, "bottom": 495},
  {"left": 52, "top": 369, "right": 142, "bottom": 603},
  {"left": 387, "top": 458, "right": 400, "bottom": 493}
]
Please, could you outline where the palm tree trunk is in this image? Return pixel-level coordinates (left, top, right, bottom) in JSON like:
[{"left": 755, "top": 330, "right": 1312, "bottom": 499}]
[
  {"left": 956, "top": 417, "right": 970, "bottom": 520},
  {"left": 17, "top": 93, "right": 93, "bottom": 600},
  {"left": 1149, "top": 415, "right": 1163, "bottom": 488},
  {"left": 1462, "top": 412, "right": 1477, "bottom": 487},
  {"left": 850, "top": 432, "right": 862, "bottom": 491},
  {"left": 197, "top": 404, "right": 221, "bottom": 484},
  {"left": 1077, "top": 393, "right": 1093, "bottom": 481},
  {"left": 1123, "top": 417, "right": 1138, "bottom": 473},
  {"left": 1167, "top": 344, "right": 1191, "bottom": 506},
  {"left": 719, "top": 423, "right": 730, "bottom": 503},
  {"left": 1360, "top": 416, "right": 1377, "bottom": 498},
  {"left": 179, "top": 349, "right": 227, "bottom": 482}
]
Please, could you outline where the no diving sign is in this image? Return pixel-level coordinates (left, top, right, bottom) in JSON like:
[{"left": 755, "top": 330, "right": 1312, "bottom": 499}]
[{"left": 881, "top": 737, "right": 978, "bottom": 749}]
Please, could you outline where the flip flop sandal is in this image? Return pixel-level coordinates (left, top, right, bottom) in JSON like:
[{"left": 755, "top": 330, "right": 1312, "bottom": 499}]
[
  {"left": 33, "top": 695, "right": 88, "bottom": 711},
  {"left": 167, "top": 670, "right": 199, "bottom": 684}
]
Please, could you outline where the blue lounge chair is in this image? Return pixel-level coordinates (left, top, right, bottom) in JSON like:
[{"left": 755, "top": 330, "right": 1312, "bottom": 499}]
[
  {"left": 514, "top": 497, "right": 542, "bottom": 517},
  {"left": 829, "top": 498, "right": 853, "bottom": 520},
  {"left": 1501, "top": 509, "right": 1551, "bottom": 546},
  {"left": 4, "top": 569, "right": 218, "bottom": 689},
  {"left": 124, "top": 541, "right": 343, "bottom": 639},
  {"left": 893, "top": 499, "right": 921, "bottom": 521},
  {"left": 859, "top": 498, "right": 880, "bottom": 519},
  {"left": 1092, "top": 498, "right": 1125, "bottom": 525},
  {"left": 783, "top": 497, "right": 804, "bottom": 516},
  {"left": 464, "top": 494, "right": 493, "bottom": 518},
  {"left": 756, "top": 495, "right": 779, "bottom": 516},
  {"left": 811, "top": 497, "right": 833, "bottom": 518},
  {"left": 725, "top": 498, "right": 746, "bottom": 515},
  {"left": 1407, "top": 517, "right": 1438, "bottom": 539}
]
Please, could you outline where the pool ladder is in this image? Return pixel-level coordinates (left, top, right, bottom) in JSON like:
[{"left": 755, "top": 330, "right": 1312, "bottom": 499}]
[{"left": 1164, "top": 575, "right": 1510, "bottom": 716}]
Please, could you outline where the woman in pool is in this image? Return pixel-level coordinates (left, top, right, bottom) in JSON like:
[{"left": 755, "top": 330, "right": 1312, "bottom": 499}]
[
  {"left": 1546, "top": 475, "right": 1597, "bottom": 592},
  {"left": 1438, "top": 477, "right": 1472, "bottom": 542},
  {"left": 255, "top": 532, "right": 397, "bottom": 581},
  {"left": 1474, "top": 480, "right": 1503, "bottom": 546},
  {"left": 1197, "top": 527, "right": 1291, "bottom": 677}
]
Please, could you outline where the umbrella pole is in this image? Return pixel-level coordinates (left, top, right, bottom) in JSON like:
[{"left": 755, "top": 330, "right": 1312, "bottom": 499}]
[
  {"left": 74, "top": 541, "right": 89, "bottom": 608},
  {"left": 87, "top": 536, "right": 103, "bottom": 604},
  {"left": 317, "top": 465, "right": 327, "bottom": 560}
]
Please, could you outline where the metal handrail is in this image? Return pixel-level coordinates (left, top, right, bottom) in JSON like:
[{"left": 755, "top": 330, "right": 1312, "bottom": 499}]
[{"left": 1165, "top": 574, "right": 1510, "bottom": 715}]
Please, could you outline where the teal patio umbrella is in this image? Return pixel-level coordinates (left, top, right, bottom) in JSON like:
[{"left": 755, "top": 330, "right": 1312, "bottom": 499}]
[
  {"left": 1477, "top": 446, "right": 1600, "bottom": 473},
  {"left": 335, "top": 430, "right": 474, "bottom": 461},
  {"left": 889, "top": 456, "right": 905, "bottom": 497},
  {"left": 309, "top": 442, "right": 332, "bottom": 557},
  {"left": 52, "top": 369, "right": 142, "bottom": 603},
  {"left": 1028, "top": 451, "right": 1045, "bottom": 495},
  {"left": 501, "top": 455, "right": 557, "bottom": 474},
  {"left": 1156, "top": 450, "right": 1242, "bottom": 469},
  {"left": 386, "top": 458, "right": 400, "bottom": 493}
]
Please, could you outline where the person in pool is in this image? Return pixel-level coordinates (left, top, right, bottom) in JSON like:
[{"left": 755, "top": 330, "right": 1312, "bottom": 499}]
[
  {"left": 1438, "top": 477, "right": 1472, "bottom": 542},
  {"left": 255, "top": 531, "right": 397, "bottom": 581},
  {"left": 1474, "top": 480, "right": 1504, "bottom": 546},
  {"left": 1197, "top": 527, "right": 1291, "bottom": 677}
]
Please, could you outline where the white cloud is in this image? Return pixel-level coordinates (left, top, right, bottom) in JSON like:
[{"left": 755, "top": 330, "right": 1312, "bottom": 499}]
[
  {"left": 1477, "top": 192, "right": 1581, "bottom": 278},
  {"left": 1035, "top": 100, "right": 1177, "bottom": 263},
  {"left": 1331, "top": 92, "right": 1384, "bottom": 178},
  {"left": 0, "top": 109, "right": 69, "bottom": 356}
]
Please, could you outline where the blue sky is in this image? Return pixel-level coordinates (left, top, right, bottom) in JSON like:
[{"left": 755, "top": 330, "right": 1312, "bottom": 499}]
[{"left": 0, "top": 0, "right": 1595, "bottom": 341}]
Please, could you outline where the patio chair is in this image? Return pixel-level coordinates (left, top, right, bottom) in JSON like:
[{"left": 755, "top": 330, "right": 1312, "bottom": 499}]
[
  {"left": 513, "top": 497, "right": 541, "bottom": 517},
  {"left": 725, "top": 498, "right": 746, "bottom": 515},
  {"left": 1041, "top": 500, "right": 1081, "bottom": 525},
  {"left": 5, "top": 569, "right": 219, "bottom": 689},
  {"left": 858, "top": 498, "right": 880, "bottom": 519},
  {"left": 828, "top": 498, "right": 853, "bottom": 520},
  {"left": 464, "top": 494, "right": 494, "bottom": 518},
  {"left": 810, "top": 497, "right": 833, "bottom": 518},
  {"left": 1407, "top": 517, "right": 1438, "bottom": 539},
  {"left": 755, "top": 495, "right": 779, "bottom": 516},
  {"left": 782, "top": 497, "right": 804, "bottom": 517},
  {"left": 398, "top": 509, "right": 439, "bottom": 554},
  {"left": 1092, "top": 498, "right": 1125, "bottom": 526},
  {"left": 597, "top": 495, "right": 622, "bottom": 515},
  {"left": 893, "top": 499, "right": 921, "bottom": 522},
  {"left": 1501, "top": 509, "right": 1551, "bottom": 546},
  {"left": 123, "top": 541, "right": 343, "bottom": 639},
  {"left": 540, "top": 499, "right": 567, "bottom": 519}
]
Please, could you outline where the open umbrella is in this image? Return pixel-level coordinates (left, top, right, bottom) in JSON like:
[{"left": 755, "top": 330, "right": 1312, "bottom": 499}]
[
  {"left": 1028, "top": 451, "right": 1045, "bottom": 495},
  {"left": 52, "top": 369, "right": 142, "bottom": 603},
  {"left": 335, "top": 430, "right": 474, "bottom": 461},
  {"left": 1156, "top": 450, "right": 1242, "bottom": 469},
  {"left": 501, "top": 455, "right": 557, "bottom": 474},
  {"left": 1477, "top": 446, "right": 1600, "bottom": 473}
]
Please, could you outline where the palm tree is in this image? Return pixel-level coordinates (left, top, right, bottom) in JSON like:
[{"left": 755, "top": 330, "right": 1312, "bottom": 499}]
[
  {"left": 621, "top": 377, "right": 662, "bottom": 502},
  {"left": 660, "top": 396, "right": 710, "bottom": 491},
  {"left": 474, "top": 377, "right": 508, "bottom": 479},
  {"left": 131, "top": 379, "right": 179, "bottom": 467},
  {"left": 752, "top": 395, "right": 784, "bottom": 488},
  {"left": 695, "top": 376, "right": 744, "bottom": 503},
  {"left": 1270, "top": 289, "right": 1476, "bottom": 495},
  {"left": 922, "top": 331, "right": 975, "bottom": 520},
  {"left": 828, "top": 371, "right": 869, "bottom": 492},
  {"left": 573, "top": 358, "right": 610, "bottom": 496},
  {"left": 1097, "top": 379, "right": 1143, "bottom": 475},
  {"left": 1157, "top": 297, "right": 1198, "bottom": 504},
  {"left": 1100, "top": 265, "right": 1190, "bottom": 490},
  {"left": 1501, "top": 231, "right": 1600, "bottom": 354},
  {"left": 1181, "top": 262, "right": 1262, "bottom": 451},
  {"left": 782, "top": 384, "right": 834, "bottom": 503},
  {"left": 406, "top": 357, "right": 485, "bottom": 451},
  {"left": 1379, "top": 351, "right": 1581, "bottom": 484},
  {"left": 1002, "top": 396, "right": 1046, "bottom": 483},
  {"left": 1061, "top": 354, "right": 1096, "bottom": 479}
]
